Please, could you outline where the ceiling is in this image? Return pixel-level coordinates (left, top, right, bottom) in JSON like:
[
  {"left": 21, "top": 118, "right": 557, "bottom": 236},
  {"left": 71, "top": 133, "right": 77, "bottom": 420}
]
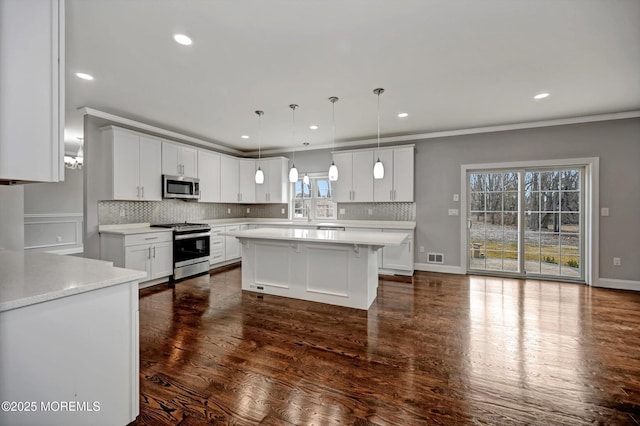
[{"left": 65, "top": 0, "right": 640, "bottom": 153}]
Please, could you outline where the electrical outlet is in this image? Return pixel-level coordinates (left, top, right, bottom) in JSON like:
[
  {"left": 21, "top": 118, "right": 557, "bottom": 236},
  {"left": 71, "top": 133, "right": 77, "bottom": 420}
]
[
  {"left": 119, "top": 208, "right": 126, "bottom": 217},
  {"left": 281, "top": 208, "right": 285, "bottom": 214},
  {"left": 453, "top": 194, "right": 459, "bottom": 202},
  {"left": 339, "top": 208, "right": 345, "bottom": 215},
  {"left": 56, "top": 236, "right": 62, "bottom": 242},
  {"left": 448, "top": 209, "right": 459, "bottom": 216},
  {"left": 227, "top": 208, "right": 231, "bottom": 214},
  {"left": 419, "top": 246, "right": 425, "bottom": 253},
  {"left": 601, "top": 207, "right": 610, "bottom": 217},
  {"left": 368, "top": 208, "right": 373, "bottom": 215},
  {"left": 613, "top": 257, "right": 621, "bottom": 266},
  {"left": 246, "top": 208, "right": 250, "bottom": 213}
]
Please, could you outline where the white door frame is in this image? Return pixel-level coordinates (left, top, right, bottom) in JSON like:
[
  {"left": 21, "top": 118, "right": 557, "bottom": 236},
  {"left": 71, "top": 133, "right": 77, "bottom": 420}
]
[{"left": 460, "top": 157, "right": 599, "bottom": 285}]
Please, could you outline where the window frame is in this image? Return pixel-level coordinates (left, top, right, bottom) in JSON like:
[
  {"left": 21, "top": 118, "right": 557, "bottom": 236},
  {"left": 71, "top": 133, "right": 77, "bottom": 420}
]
[{"left": 290, "top": 172, "right": 337, "bottom": 221}]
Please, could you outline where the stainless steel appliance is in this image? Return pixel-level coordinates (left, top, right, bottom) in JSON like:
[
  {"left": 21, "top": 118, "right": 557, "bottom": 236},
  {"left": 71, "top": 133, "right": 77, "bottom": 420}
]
[
  {"left": 151, "top": 222, "right": 211, "bottom": 281},
  {"left": 162, "top": 175, "right": 200, "bottom": 200}
]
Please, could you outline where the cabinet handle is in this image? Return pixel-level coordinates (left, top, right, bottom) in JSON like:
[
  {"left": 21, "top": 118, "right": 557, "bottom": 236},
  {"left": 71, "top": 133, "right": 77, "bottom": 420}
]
[
  {"left": 144, "top": 237, "right": 158, "bottom": 240},
  {"left": 141, "top": 186, "right": 145, "bottom": 198},
  {"left": 148, "top": 247, "right": 152, "bottom": 259},
  {"left": 153, "top": 246, "right": 156, "bottom": 258}
]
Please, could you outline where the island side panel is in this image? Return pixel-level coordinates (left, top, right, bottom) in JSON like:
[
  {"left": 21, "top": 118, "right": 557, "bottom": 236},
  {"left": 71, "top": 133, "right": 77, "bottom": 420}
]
[
  {"left": 239, "top": 238, "right": 379, "bottom": 310},
  {"left": 0, "top": 281, "right": 139, "bottom": 426}
]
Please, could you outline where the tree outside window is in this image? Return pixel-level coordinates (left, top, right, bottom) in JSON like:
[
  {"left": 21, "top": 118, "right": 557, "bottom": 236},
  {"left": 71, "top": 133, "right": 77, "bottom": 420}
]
[{"left": 292, "top": 176, "right": 336, "bottom": 220}]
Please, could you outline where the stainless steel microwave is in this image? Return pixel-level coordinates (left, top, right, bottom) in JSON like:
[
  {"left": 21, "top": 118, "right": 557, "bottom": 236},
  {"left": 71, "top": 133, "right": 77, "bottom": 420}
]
[{"left": 162, "top": 175, "right": 200, "bottom": 200}]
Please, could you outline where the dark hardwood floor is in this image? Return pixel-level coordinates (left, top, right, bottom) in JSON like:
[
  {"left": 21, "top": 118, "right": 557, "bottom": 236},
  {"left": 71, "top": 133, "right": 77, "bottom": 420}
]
[{"left": 136, "top": 267, "right": 640, "bottom": 425}]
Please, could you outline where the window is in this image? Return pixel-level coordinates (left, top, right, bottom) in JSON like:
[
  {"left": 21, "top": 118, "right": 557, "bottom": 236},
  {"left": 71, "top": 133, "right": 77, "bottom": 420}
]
[{"left": 292, "top": 176, "right": 336, "bottom": 220}]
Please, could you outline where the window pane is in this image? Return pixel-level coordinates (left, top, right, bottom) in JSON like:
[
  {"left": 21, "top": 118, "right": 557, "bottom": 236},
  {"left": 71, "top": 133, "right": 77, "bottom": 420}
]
[{"left": 541, "top": 171, "right": 559, "bottom": 190}]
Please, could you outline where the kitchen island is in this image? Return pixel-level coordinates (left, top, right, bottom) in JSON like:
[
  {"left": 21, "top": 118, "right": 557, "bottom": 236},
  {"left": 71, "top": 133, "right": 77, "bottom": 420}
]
[
  {"left": 0, "top": 251, "right": 146, "bottom": 426},
  {"left": 224, "top": 228, "right": 409, "bottom": 310}
]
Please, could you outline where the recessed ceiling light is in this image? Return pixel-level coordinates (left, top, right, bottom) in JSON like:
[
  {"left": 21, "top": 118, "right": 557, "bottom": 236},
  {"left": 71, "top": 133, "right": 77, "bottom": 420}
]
[
  {"left": 241, "top": 135, "right": 249, "bottom": 139},
  {"left": 75, "top": 72, "right": 93, "bottom": 81},
  {"left": 173, "top": 34, "right": 192, "bottom": 46},
  {"left": 397, "top": 112, "right": 409, "bottom": 118},
  {"left": 533, "top": 92, "right": 550, "bottom": 100},
  {"left": 309, "top": 125, "right": 318, "bottom": 130}
]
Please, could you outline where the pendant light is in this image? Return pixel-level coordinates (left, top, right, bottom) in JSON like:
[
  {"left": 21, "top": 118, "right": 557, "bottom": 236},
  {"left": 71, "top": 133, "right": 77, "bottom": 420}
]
[
  {"left": 373, "top": 88, "right": 385, "bottom": 179},
  {"left": 255, "top": 110, "right": 265, "bottom": 184},
  {"left": 302, "top": 142, "right": 310, "bottom": 185},
  {"left": 288, "top": 104, "right": 299, "bottom": 183},
  {"left": 328, "top": 96, "right": 339, "bottom": 181}
]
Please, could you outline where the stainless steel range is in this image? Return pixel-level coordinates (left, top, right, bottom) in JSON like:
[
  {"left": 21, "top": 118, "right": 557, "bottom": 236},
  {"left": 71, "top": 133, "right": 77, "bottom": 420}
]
[{"left": 151, "top": 222, "right": 211, "bottom": 281}]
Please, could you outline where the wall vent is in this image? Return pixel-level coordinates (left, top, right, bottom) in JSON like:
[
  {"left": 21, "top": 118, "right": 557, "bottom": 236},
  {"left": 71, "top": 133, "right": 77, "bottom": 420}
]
[{"left": 427, "top": 253, "right": 444, "bottom": 264}]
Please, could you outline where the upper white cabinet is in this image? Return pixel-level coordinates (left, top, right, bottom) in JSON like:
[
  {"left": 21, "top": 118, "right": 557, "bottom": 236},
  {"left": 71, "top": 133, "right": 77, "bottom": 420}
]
[
  {"left": 239, "top": 159, "right": 256, "bottom": 203},
  {"left": 162, "top": 141, "right": 198, "bottom": 178},
  {"left": 373, "top": 146, "right": 414, "bottom": 202},
  {"left": 103, "top": 126, "right": 162, "bottom": 201},
  {"left": 255, "top": 157, "right": 288, "bottom": 203},
  {"left": 332, "top": 151, "right": 374, "bottom": 202},
  {"left": 0, "top": 0, "right": 64, "bottom": 184},
  {"left": 197, "top": 150, "right": 221, "bottom": 202},
  {"left": 220, "top": 156, "right": 239, "bottom": 203}
]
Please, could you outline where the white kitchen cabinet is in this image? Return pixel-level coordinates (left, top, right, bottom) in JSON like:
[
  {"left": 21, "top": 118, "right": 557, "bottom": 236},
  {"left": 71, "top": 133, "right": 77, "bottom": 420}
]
[
  {"left": 209, "top": 226, "right": 226, "bottom": 265},
  {"left": 373, "top": 146, "right": 414, "bottom": 202},
  {"left": 332, "top": 151, "right": 374, "bottom": 202},
  {"left": 0, "top": 0, "right": 64, "bottom": 184},
  {"left": 381, "top": 229, "right": 414, "bottom": 274},
  {"left": 198, "top": 150, "right": 221, "bottom": 202},
  {"left": 105, "top": 126, "right": 162, "bottom": 201},
  {"left": 162, "top": 140, "right": 198, "bottom": 178},
  {"left": 220, "top": 156, "right": 240, "bottom": 202},
  {"left": 255, "top": 157, "right": 290, "bottom": 203},
  {"left": 100, "top": 231, "right": 173, "bottom": 283},
  {"left": 225, "top": 225, "right": 241, "bottom": 259},
  {"left": 239, "top": 159, "right": 256, "bottom": 203}
]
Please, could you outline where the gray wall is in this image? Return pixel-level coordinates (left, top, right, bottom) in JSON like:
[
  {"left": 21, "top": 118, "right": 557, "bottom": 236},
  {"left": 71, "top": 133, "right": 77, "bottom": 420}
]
[
  {"left": 24, "top": 167, "right": 83, "bottom": 214},
  {"left": 290, "top": 118, "right": 640, "bottom": 282}
]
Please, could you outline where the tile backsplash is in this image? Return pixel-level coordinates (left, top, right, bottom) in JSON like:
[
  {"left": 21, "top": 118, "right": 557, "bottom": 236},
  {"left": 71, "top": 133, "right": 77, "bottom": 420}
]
[
  {"left": 98, "top": 200, "right": 287, "bottom": 225},
  {"left": 337, "top": 202, "right": 416, "bottom": 221},
  {"left": 98, "top": 200, "right": 414, "bottom": 225}
]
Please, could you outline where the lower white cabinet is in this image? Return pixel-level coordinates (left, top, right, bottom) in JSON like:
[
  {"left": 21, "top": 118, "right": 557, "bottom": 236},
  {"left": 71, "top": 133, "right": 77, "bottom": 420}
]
[
  {"left": 225, "top": 225, "right": 241, "bottom": 259},
  {"left": 345, "top": 227, "right": 414, "bottom": 275},
  {"left": 381, "top": 229, "right": 414, "bottom": 273},
  {"left": 100, "top": 231, "right": 173, "bottom": 283},
  {"left": 210, "top": 224, "right": 249, "bottom": 267}
]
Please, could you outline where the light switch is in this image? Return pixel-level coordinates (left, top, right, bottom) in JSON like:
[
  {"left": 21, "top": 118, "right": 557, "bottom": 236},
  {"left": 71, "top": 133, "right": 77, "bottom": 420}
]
[
  {"left": 246, "top": 208, "right": 250, "bottom": 213},
  {"left": 448, "top": 209, "right": 459, "bottom": 216},
  {"left": 339, "top": 208, "right": 345, "bottom": 215},
  {"left": 227, "top": 208, "right": 231, "bottom": 214},
  {"left": 601, "top": 207, "right": 610, "bottom": 217},
  {"left": 453, "top": 194, "right": 459, "bottom": 202},
  {"left": 368, "top": 209, "right": 373, "bottom": 215},
  {"left": 281, "top": 208, "right": 285, "bottom": 214}
]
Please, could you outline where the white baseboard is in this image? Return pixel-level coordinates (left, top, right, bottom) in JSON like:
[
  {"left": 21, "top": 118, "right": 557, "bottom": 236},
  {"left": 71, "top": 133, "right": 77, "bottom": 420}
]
[
  {"left": 414, "top": 263, "right": 465, "bottom": 275},
  {"left": 595, "top": 277, "right": 640, "bottom": 291}
]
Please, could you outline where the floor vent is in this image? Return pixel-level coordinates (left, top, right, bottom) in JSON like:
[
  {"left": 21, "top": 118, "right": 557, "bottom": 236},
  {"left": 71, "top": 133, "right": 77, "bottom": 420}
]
[{"left": 427, "top": 253, "right": 444, "bottom": 264}]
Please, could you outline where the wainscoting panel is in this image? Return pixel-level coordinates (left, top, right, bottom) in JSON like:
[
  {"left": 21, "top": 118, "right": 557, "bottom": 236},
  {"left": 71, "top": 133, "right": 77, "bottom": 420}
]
[{"left": 24, "top": 214, "right": 83, "bottom": 254}]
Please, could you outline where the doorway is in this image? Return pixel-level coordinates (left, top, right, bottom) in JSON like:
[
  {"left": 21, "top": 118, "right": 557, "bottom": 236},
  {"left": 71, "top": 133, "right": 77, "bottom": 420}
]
[{"left": 467, "top": 167, "right": 585, "bottom": 282}]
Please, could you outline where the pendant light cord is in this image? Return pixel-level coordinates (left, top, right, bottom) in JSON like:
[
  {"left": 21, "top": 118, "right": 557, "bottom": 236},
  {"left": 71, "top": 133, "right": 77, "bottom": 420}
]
[
  {"left": 377, "top": 91, "right": 381, "bottom": 149},
  {"left": 255, "top": 110, "right": 263, "bottom": 162},
  {"left": 290, "top": 104, "right": 297, "bottom": 164}
]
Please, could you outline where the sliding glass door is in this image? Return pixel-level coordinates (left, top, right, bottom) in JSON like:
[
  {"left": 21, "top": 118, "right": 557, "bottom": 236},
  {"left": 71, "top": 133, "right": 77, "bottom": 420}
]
[{"left": 468, "top": 167, "right": 584, "bottom": 281}]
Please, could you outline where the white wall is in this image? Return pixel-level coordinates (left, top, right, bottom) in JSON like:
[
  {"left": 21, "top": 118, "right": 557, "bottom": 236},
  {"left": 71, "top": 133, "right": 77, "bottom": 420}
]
[
  {"left": 0, "top": 185, "right": 24, "bottom": 250},
  {"left": 24, "top": 167, "right": 83, "bottom": 214}
]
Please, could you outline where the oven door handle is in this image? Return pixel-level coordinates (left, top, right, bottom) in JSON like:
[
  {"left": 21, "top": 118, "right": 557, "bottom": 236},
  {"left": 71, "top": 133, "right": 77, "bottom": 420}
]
[{"left": 174, "top": 232, "right": 211, "bottom": 240}]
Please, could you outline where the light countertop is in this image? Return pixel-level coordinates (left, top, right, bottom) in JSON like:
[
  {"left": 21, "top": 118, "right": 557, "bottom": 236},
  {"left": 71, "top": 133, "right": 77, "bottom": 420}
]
[
  {"left": 0, "top": 251, "right": 147, "bottom": 312},
  {"left": 99, "top": 219, "right": 415, "bottom": 235},
  {"left": 224, "top": 228, "right": 409, "bottom": 246}
]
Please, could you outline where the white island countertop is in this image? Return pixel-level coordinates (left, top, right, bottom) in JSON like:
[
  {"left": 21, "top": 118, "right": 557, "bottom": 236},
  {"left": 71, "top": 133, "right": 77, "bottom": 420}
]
[
  {"left": 0, "top": 251, "right": 147, "bottom": 312},
  {"left": 224, "top": 227, "right": 409, "bottom": 246}
]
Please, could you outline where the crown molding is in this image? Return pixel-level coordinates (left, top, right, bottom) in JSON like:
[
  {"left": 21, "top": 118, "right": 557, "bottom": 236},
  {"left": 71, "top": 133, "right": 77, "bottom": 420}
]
[
  {"left": 78, "top": 107, "right": 244, "bottom": 156},
  {"left": 253, "top": 110, "right": 640, "bottom": 156}
]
